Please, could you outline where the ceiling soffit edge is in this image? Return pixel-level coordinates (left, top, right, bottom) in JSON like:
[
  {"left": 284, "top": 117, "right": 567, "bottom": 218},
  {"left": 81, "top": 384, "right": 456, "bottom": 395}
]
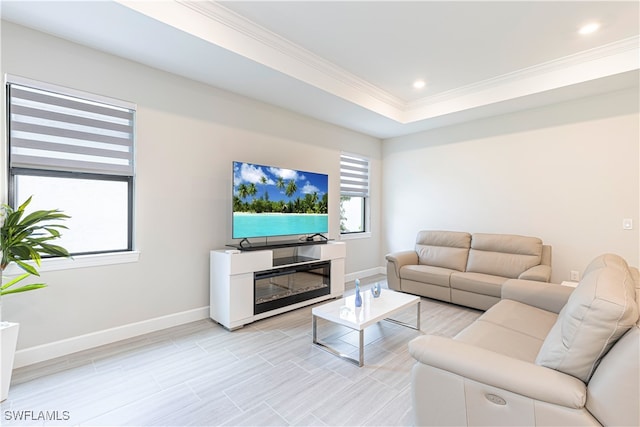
[
  {"left": 116, "top": 0, "right": 639, "bottom": 126},
  {"left": 171, "top": 0, "right": 405, "bottom": 115},
  {"left": 408, "top": 36, "right": 639, "bottom": 110},
  {"left": 403, "top": 36, "right": 640, "bottom": 123}
]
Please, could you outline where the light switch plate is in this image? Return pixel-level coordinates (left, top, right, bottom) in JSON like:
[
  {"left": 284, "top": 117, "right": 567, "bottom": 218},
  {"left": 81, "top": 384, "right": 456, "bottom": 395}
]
[{"left": 623, "top": 218, "right": 633, "bottom": 230}]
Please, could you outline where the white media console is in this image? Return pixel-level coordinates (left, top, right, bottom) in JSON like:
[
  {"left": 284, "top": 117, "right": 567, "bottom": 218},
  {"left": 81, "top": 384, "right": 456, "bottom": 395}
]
[{"left": 210, "top": 241, "right": 345, "bottom": 330}]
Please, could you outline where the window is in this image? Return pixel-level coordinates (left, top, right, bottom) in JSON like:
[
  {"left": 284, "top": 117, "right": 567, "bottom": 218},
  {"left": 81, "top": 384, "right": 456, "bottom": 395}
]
[
  {"left": 340, "top": 153, "right": 369, "bottom": 234},
  {"left": 6, "top": 76, "right": 135, "bottom": 256}
]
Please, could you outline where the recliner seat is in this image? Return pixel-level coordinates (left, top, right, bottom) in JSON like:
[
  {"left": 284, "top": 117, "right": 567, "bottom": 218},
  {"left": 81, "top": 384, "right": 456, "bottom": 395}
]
[{"left": 409, "top": 253, "right": 640, "bottom": 426}]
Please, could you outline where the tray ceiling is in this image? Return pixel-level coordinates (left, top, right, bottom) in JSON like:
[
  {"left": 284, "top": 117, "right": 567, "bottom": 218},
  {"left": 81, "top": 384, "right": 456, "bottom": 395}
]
[{"left": 2, "top": 1, "right": 638, "bottom": 138}]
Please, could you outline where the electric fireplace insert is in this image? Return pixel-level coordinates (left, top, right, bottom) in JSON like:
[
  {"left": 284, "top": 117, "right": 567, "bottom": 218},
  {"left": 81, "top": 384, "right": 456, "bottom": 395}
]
[{"left": 254, "top": 260, "right": 330, "bottom": 315}]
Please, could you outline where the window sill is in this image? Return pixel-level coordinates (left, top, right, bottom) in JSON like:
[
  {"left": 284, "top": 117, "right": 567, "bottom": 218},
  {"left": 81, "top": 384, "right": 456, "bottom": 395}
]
[
  {"left": 339, "top": 232, "right": 372, "bottom": 241},
  {"left": 3, "top": 251, "right": 140, "bottom": 275}
]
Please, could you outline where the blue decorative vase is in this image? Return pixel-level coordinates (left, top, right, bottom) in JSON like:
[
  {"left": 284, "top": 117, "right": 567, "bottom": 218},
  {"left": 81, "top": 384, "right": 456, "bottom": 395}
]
[
  {"left": 371, "top": 282, "right": 381, "bottom": 298},
  {"left": 354, "top": 279, "right": 362, "bottom": 307}
]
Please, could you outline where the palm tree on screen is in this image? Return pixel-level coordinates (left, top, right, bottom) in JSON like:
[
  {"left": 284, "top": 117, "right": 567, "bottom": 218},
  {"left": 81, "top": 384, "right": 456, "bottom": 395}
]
[
  {"left": 237, "top": 183, "right": 249, "bottom": 200},
  {"left": 285, "top": 180, "right": 297, "bottom": 198},
  {"left": 247, "top": 183, "right": 258, "bottom": 200}
]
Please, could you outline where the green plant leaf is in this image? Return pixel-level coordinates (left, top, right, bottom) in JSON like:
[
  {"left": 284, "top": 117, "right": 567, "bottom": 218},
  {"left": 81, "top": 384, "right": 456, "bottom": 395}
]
[
  {"left": 0, "top": 272, "right": 31, "bottom": 290},
  {"left": 1, "top": 283, "right": 47, "bottom": 296},
  {"left": 43, "top": 227, "right": 61, "bottom": 238},
  {"left": 38, "top": 242, "right": 70, "bottom": 257},
  {"left": 1, "top": 195, "right": 70, "bottom": 295},
  {"left": 16, "top": 195, "right": 33, "bottom": 211},
  {"left": 15, "top": 259, "right": 40, "bottom": 276},
  {"left": 20, "top": 210, "right": 70, "bottom": 228}
]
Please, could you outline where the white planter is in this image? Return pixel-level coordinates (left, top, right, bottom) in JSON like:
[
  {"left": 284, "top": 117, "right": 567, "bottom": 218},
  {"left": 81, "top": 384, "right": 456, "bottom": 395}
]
[{"left": 1, "top": 321, "right": 19, "bottom": 402}]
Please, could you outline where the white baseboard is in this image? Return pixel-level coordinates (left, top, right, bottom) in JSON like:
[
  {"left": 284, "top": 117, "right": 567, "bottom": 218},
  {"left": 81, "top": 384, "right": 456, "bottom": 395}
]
[
  {"left": 14, "top": 306, "right": 209, "bottom": 368},
  {"left": 345, "top": 266, "right": 385, "bottom": 283},
  {"left": 14, "top": 268, "right": 387, "bottom": 368}
]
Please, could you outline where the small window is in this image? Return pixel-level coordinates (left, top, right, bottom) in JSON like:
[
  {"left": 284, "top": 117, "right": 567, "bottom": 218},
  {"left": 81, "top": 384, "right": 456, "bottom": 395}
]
[
  {"left": 340, "top": 153, "right": 369, "bottom": 234},
  {"left": 6, "top": 76, "right": 135, "bottom": 256}
]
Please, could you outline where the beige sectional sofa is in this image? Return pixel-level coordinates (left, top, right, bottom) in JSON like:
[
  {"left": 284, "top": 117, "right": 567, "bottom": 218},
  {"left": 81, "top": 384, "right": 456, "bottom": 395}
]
[
  {"left": 386, "top": 230, "right": 552, "bottom": 310},
  {"left": 409, "top": 253, "right": 639, "bottom": 426}
]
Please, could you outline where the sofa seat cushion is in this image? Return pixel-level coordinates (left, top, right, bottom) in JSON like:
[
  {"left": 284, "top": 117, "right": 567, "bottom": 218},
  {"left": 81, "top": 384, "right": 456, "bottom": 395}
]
[
  {"left": 536, "top": 254, "right": 639, "bottom": 382},
  {"left": 401, "top": 265, "right": 453, "bottom": 287},
  {"left": 455, "top": 299, "right": 558, "bottom": 362},
  {"left": 450, "top": 272, "right": 505, "bottom": 298},
  {"left": 467, "top": 233, "right": 542, "bottom": 279}
]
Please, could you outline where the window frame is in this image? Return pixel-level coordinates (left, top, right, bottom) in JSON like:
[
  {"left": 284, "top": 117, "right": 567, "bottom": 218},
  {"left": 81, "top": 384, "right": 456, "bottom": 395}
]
[
  {"left": 339, "top": 152, "right": 371, "bottom": 239},
  {"left": 8, "top": 168, "right": 135, "bottom": 256},
  {"left": 5, "top": 74, "right": 136, "bottom": 258}
]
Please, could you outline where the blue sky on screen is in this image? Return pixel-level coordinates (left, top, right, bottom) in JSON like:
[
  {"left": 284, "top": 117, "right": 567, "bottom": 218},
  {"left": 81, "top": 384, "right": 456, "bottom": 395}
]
[{"left": 233, "top": 161, "right": 328, "bottom": 202}]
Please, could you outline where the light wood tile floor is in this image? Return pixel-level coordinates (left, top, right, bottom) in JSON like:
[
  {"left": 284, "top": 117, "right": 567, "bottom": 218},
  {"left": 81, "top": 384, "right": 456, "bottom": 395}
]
[{"left": 1, "top": 277, "right": 481, "bottom": 426}]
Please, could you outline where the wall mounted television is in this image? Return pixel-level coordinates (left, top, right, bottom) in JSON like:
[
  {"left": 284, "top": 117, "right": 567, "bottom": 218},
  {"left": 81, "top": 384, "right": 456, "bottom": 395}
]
[{"left": 232, "top": 161, "right": 329, "bottom": 241}]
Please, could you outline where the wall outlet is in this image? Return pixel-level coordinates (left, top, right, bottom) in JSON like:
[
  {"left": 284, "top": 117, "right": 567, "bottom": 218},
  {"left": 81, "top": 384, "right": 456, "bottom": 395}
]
[{"left": 570, "top": 270, "right": 580, "bottom": 281}]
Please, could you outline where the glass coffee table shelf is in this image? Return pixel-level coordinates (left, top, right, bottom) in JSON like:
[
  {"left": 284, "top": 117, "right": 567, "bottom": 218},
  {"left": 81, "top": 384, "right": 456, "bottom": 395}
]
[{"left": 311, "top": 287, "right": 421, "bottom": 367}]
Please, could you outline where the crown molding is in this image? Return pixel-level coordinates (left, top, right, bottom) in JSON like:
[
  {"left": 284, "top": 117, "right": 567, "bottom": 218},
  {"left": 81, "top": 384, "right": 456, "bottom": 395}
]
[
  {"left": 116, "top": 0, "right": 638, "bottom": 127},
  {"left": 402, "top": 35, "right": 639, "bottom": 123},
  {"left": 407, "top": 36, "right": 640, "bottom": 111},
  {"left": 174, "top": 0, "right": 406, "bottom": 111}
]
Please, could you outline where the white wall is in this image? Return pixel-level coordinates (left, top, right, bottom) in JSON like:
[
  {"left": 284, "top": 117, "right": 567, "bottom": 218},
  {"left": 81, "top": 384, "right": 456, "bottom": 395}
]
[
  {"left": 3, "top": 19, "right": 637, "bottom": 363},
  {"left": 0, "top": 21, "right": 382, "bottom": 353},
  {"left": 382, "top": 88, "right": 639, "bottom": 283}
]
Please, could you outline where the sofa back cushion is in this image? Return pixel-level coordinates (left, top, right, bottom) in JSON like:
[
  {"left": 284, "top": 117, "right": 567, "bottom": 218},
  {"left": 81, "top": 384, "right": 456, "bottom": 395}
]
[
  {"left": 582, "top": 252, "right": 630, "bottom": 277},
  {"left": 466, "top": 233, "right": 542, "bottom": 278},
  {"left": 415, "top": 230, "right": 471, "bottom": 272},
  {"left": 535, "top": 254, "right": 639, "bottom": 382}
]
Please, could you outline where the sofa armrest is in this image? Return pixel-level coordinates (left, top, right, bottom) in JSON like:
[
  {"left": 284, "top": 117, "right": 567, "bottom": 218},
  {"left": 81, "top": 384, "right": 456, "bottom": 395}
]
[
  {"left": 409, "top": 335, "right": 586, "bottom": 408},
  {"left": 502, "top": 279, "right": 573, "bottom": 313},
  {"left": 385, "top": 250, "right": 418, "bottom": 291},
  {"left": 519, "top": 264, "right": 552, "bottom": 282}
]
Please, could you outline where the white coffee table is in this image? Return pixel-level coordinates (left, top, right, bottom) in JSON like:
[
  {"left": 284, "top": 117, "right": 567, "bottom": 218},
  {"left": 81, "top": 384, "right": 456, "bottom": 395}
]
[{"left": 312, "top": 287, "right": 421, "bottom": 366}]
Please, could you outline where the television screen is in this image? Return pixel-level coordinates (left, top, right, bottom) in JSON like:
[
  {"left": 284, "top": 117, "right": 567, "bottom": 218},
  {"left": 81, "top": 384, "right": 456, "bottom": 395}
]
[{"left": 232, "top": 161, "right": 329, "bottom": 239}]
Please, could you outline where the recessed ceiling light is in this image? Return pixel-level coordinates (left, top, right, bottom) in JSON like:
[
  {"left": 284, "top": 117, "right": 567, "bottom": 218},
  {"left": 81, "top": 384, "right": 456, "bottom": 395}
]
[
  {"left": 413, "top": 80, "right": 426, "bottom": 90},
  {"left": 579, "top": 22, "right": 601, "bottom": 35}
]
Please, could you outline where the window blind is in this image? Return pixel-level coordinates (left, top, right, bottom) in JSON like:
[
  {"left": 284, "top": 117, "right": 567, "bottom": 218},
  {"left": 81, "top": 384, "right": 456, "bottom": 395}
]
[
  {"left": 8, "top": 83, "right": 135, "bottom": 176},
  {"left": 340, "top": 153, "right": 369, "bottom": 197}
]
